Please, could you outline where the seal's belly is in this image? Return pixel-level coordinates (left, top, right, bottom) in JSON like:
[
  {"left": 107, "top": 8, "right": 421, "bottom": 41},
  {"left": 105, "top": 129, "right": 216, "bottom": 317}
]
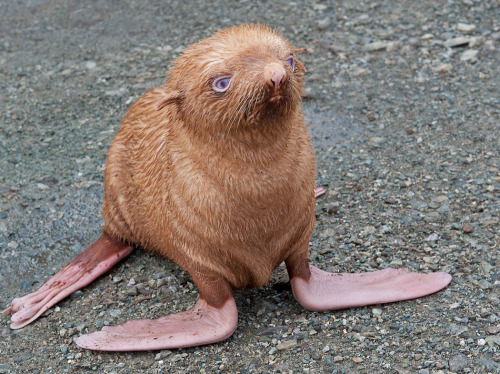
[
  {"left": 139, "top": 174, "right": 316, "bottom": 289},
  {"left": 103, "top": 153, "right": 315, "bottom": 288}
]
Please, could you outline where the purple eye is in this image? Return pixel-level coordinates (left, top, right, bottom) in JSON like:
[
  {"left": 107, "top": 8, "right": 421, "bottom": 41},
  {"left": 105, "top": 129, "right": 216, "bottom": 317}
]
[
  {"left": 286, "top": 56, "right": 295, "bottom": 71},
  {"left": 213, "top": 76, "right": 232, "bottom": 92}
]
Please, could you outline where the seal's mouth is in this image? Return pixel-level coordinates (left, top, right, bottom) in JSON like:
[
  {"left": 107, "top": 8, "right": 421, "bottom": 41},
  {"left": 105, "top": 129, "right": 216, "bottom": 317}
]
[
  {"left": 268, "top": 94, "right": 287, "bottom": 103},
  {"left": 248, "top": 91, "right": 293, "bottom": 121},
  {"left": 254, "top": 93, "right": 290, "bottom": 109}
]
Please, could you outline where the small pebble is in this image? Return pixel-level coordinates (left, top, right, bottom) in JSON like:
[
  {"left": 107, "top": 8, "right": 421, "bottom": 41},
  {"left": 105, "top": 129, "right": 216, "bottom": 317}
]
[
  {"left": 372, "top": 308, "right": 383, "bottom": 317},
  {"left": 109, "top": 309, "right": 122, "bottom": 318},
  {"left": 460, "top": 49, "right": 478, "bottom": 62},
  {"left": 19, "top": 280, "right": 35, "bottom": 291},
  {"left": 444, "top": 37, "right": 470, "bottom": 48},
  {"left": 449, "top": 354, "right": 468, "bottom": 372},
  {"left": 76, "top": 324, "right": 86, "bottom": 332},
  {"left": 70, "top": 290, "right": 83, "bottom": 299},
  {"left": 425, "top": 233, "right": 438, "bottom": 241},
  {"left": 449, "top": 302, "right": 461, "bottom": 309},
  {"left": 155, "top": 350, "right": 172, "bottom": 360},
  {"left": 1, "top": 327, "right": 11, "bottom": 337},
  {"left": 485, "top": 336, "right": 500, "bottom": 347},
  {"left": 456, "top": 23, "right": 476, "bottom": 33},
  {"left": 169, "top": 353, "right": 187, "bottom": 362},
  {"left": 463, "top": 225, "right": 474, "bottom": 233},
  {"left": 434, "top": 63, "right": 453, "bottom": 73},
  {"left": 7, "top": 241, "right": 19, "bottom": 249},
  {"left": 487, "top": 326, "right": 500, "bottom": 334},
  {"left": 316, "top": 18, "right": 331, "bottom": 30},
  {"left": 449, "top": 324, "right": 468, "bottom": 335},
  {"left": 126, "top": 286, "right": 138, "bottom": 296},
  {"left": 84, "top": 61, "right": 97, "bottom": 69},
  {"left": 276, "top": 339, "right": 297, "bottom": 351},
  {"left": 67, "top": 327, "right": 78, "bottom": 337},
  {"left": 326, "top": 202, "right": 339, "bottom": 214}
]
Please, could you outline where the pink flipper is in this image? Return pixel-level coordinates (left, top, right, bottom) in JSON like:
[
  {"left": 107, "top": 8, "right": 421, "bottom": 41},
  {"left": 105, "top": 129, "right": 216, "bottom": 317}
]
[
  {"left": 75, "top": 297, "right": 238, "bottom": 351},
  {"left": 314, "top": 187, "right": 325, "bottom": 198},
  {"left": 3, "top": 234, "right": 133, "bottom": 329},
  {"left": 290, "top": 265, "right": 452, "bottom": 311}
]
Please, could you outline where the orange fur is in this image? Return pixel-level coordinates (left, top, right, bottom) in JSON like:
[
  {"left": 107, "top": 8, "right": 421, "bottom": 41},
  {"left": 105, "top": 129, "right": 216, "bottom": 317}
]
[{"left": 102, "top": 25, "right": 316, "bottom": 289}]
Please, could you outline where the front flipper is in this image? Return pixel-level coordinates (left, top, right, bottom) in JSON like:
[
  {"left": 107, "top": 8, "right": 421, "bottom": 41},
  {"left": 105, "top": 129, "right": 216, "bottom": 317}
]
[
  {"left": 290, "top": 264, "right": 451, "bottom": 311},
  {"left": 75, "top": 266, "right": 237, "bottom": 351},
  {"left": 75, "top": 297, "right": 238, "bottom": 351},
  {"left": 3, "top": 233, "right": 133, "bottom": 329}
]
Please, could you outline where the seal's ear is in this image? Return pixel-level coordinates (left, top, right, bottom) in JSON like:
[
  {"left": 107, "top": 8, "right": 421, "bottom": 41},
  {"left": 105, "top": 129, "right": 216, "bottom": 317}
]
[
  {"left": 292, "top": 47, "right": 307, "bottom": 54},
  {"left": 156, "top": 89, "right": 184, "bottom": 111}
]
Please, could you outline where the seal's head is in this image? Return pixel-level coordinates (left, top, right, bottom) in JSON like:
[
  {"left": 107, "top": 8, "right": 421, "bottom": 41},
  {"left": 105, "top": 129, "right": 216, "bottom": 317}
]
[{"left": 165, "top": 24, "right": 305, "bottom": 132}]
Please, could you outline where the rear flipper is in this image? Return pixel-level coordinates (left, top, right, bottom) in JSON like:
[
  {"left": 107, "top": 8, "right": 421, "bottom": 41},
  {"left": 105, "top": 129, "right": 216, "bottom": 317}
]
[
  {"left": 291, "top": 265, "right": 451, "bottom": 311},
  {"left": 75, "top": 269, "right": 237, "bottom": 351},
  {"left": 314, "top": 187, "right": 325, "bottom": 198},
  {"left": 286, "top": 251, "right": 452, "bottom": 311},
  {"left": 3, "top": 233, "right": 134, "bottom": 329}
]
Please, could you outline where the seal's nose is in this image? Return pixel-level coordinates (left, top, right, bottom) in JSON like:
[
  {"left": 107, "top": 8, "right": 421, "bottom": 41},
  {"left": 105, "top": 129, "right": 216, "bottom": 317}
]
[{"left": 264, "top": 62, "right": 287, "bottom": 90}]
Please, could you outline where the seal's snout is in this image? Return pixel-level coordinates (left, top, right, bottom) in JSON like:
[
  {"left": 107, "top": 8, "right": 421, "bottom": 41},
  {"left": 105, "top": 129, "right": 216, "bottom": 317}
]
[{"left": 264, "top": 62, "right": 287, "bottom": 90}]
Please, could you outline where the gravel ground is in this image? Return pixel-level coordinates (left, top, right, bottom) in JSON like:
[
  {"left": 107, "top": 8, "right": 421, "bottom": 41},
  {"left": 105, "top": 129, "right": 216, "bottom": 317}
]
[{"left": 1, "top": 0, "right": 499, "bottom": 373}]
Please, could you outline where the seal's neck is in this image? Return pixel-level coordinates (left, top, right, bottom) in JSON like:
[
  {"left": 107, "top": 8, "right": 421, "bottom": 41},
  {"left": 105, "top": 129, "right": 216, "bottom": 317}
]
[{"left": 189, "top": 108, "right": 300, "bottom": 165}]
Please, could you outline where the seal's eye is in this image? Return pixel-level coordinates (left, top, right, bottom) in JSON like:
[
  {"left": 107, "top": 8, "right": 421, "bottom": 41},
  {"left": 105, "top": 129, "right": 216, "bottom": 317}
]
[
  {"left": 286, "top": 56, "right": 295, "bottom": 71},
  {"left": 213, "top": 76, "right": 232, "bottom": 93}
]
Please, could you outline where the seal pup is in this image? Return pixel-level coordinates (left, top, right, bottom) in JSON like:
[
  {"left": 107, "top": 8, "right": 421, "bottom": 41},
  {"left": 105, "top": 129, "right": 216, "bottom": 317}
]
[{"left": 4, "top": 25, "right": 451, "bottom": 351}]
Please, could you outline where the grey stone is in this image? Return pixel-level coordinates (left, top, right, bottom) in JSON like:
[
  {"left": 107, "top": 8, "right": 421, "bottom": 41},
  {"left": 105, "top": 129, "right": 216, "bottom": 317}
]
[{"left": 449, "top": 354, "right": 468, "bottom": 372}]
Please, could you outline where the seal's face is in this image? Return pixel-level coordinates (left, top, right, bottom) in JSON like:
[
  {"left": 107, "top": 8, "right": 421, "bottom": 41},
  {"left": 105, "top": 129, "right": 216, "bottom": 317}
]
[{"left": 167, "top": 25, "right": 305, "bottom": 132}]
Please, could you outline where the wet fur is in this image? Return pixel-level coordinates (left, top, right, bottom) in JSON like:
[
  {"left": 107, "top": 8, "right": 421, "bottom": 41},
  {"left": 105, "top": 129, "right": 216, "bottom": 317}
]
[{"left": 102, "top": 25, "right": 316, "bottom": 289}]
